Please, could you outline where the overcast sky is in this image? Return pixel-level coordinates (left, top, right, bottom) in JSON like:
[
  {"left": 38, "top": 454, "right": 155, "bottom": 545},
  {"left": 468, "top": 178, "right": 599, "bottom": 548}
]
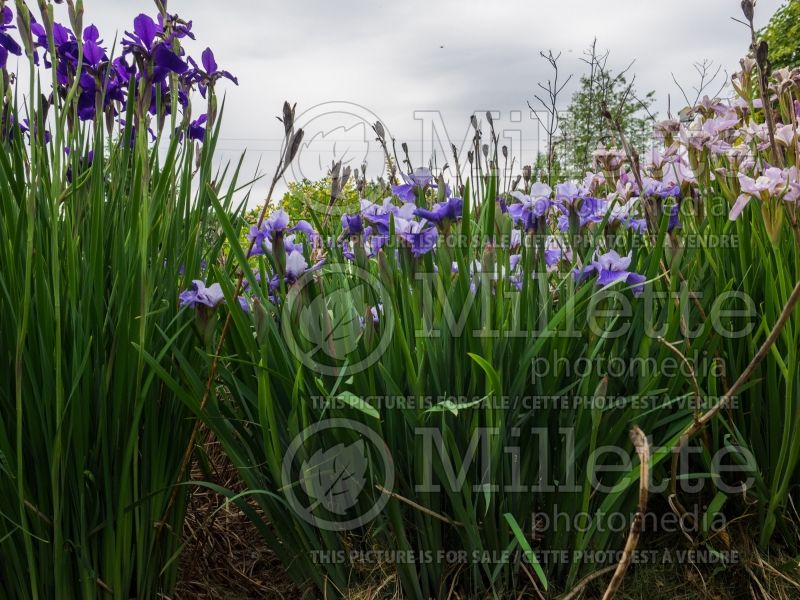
[{"left": 73, "top": 1, "right": 785, "bottom": 196}]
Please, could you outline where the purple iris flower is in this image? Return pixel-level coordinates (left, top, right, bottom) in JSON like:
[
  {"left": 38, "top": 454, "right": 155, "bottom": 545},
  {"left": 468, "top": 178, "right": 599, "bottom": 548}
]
[
  {"left": 0, "top": 6, "right": 22, "bottom": 69},
  {"left": 341, "top": 213, "right": 364, "bottom": 236},
  {"left": 668, "top": 204, "right": 681, "bottom": 232},
  {"left": 397, "top": 224, "right": 439, "bottom": 257},
  {"left": 508, "top": 184, "right": 553, "bottom": 232},
  {"left": 362, "top": 200, "right": 416, "bottom": 235},
  {"left": 159, "top": 12, "right": 196, "bottom": 41},
  {"left": 187, "top": 114, "right": 207, "bottom": 142},
  {"left": 593, "top": 199, "right": 647, "bottom": 233},
  {"left": 555, "top": 181, "right": 582, "bottom": 207},
  {"left": 19, "top": 119, "right": 51, "bottom": 144},
  {"left": 556, "top": 196, "right": 607, "bottom": 232},
  {"left": 357, "top": 305, "right": 383, "bottom": 328},
  {"left": 82, "top": 25, "right": 107, "bottom": 67},
  {"left": 729, "top": 168, "right": 789, "bottom": 220},
  {"left": 113, "top": 55, "right": 137, "bottom": 84},
  {"left": 179, "top": 280, "right": 225, "bottom": 309},
  {"left": 342, "top": 230, "right": 388, "bottom": 261},
  {"left": 392, "top": 168, "right": 434, "bottom": 202},
  {"left": 641, "top": 177, "right": 681, "bottom": 199},
  {"left": 186, "top": 47, "right": 238, "bottom": 97},
  {"left": 247, "top": 210, "right": 316, "bottom": 257},
  {"left": 247, "top": 210, "right": 290, "bottom": 255},
  {"left": 268, "top": 250, "right": 325, "bottom": 292},
  {"left": 573, "top": 250, "right": 646, "bottom": 296},
  {"left": 65, "top": 149, "right": 94, "bottom": 182},
  {"left": 414, "top": 197, "right": 463, "bottom": 225},
  {"left": 123, "top": 13, "right": 188, "bottom": 76}
]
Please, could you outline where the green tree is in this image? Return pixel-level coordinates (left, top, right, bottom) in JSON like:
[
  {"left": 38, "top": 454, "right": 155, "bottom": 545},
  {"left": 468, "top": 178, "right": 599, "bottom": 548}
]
[
  {"left": 559, "top": 51, "right": 656, "bottom": 180},
  {"left": 279, "top": 177, "right": 362, "bottom": 222},
  {"left": 760, "top": 0, "right": 800, "bottom": 70},
  {"left": 531, "top": 151, "right": 562, "bottom": 184}
]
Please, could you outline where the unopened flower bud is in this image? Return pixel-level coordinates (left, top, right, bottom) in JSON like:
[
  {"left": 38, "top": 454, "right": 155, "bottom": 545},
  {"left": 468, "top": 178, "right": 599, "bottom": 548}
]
[
  {"left": 741, "top": 0, "right": 754, "bottom": 23},
  {"left": 14, "top": 3, "right": 34, "bottom": 58},
  {"left": 522, "top": 165, "right": 532, "bottom": 182},
  {"left": 756, "top": 40, "right": 769, "bottom": 68}
]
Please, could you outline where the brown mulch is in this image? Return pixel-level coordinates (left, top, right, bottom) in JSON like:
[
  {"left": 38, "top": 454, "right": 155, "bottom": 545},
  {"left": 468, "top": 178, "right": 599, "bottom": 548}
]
[
  {"left": 174, "top": 431, "right": 300, "bottom": 599},
  {"left": 173, "top": 433, "right": 800, "bottom": 599}
]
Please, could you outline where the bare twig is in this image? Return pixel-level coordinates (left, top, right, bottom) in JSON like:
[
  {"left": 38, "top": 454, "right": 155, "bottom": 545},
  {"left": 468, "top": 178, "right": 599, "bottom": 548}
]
[{"left": 528, "top": 50, "right": 573, "bottom": 187}]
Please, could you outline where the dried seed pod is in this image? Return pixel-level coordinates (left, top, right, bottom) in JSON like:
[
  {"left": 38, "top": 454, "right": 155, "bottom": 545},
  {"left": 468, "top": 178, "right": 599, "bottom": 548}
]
[
  {"left": 741, "top": 0, "right": 754, "bottom": 23},
  {"left": 341, "top": 165, "right": 352, "bottom": 189},
  {"left": 330, "top": 160, "right": 342, "bottom": 180},
  {"left": 756, "top": 40, "right": 769, "bottom": 68},
  {"left": 282, "top": 101, "right": 294, "bottom": 136},
  {"left": 470, "top": 114, "right": 478, "bottom": 131},
  {"left": 15, "top": 5, "right": 34, "bottom": 58},
  {"left": 373, "top": 121, "right": 385, "bottom": 140},
  {"left": 502, "top": 145, "right": 508, "bottom": 159},
  {"left": 285, "top": 128, "right": 304, "bottom": 166}
]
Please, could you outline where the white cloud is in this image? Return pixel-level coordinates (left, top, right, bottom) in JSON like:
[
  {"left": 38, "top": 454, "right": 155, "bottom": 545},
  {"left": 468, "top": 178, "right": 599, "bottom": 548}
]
[{"left": 76, "top": 0, "right": 787, "bottom": 192}]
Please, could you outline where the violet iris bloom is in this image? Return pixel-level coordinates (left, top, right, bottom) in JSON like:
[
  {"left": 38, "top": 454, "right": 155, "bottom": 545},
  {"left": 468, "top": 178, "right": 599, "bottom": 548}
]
[
  {"left": 555, "top": 181, "right": 582, "bottom": 207},
  {"left": 123, "top": 14, "right": 188, "bottom": 76},
  {"left": 247, "top": 210, "right": 316, "bottom": 257},
  {"left": 0, "top": 7, "right": 22, "bottom": 69},
  {"left": 187, "top": 114, "right": 207, "bottom": 142},
  {"left": 362, "top": 200, "right": 416, "bottom": 234},
  {"left": 556, "top": 195, "right": 608, "bottom": 232},
  {"left": 269, "top": 251, "right": 325, "bottom": 292},
  {"left": 668, "top": 204, "right": 681, "bottom": 232},
  {"left": 179, "top": 280, "right": 225, "bottom": 308},
  {"left": 392, "top": 168, "right": 434, "bottom": 202},
  {"left": 573, "top": 250, "right": 646, "bottom": 296},
  {"left": 396, "top": 220, "right": 439, "bottom": 256},
  {"left": 65, "top": 149, "right": 94, "bottom": 182},
  {"left": 187, "top": 47, "right": 238, "bottom": 97},
  {"left": 341, "top": 213, "right": 364, "bottom": 236},
  {"left": 414, "top": 197, "right": 463, "bottom": 224},
  {"left": 159, "top": 12, "right": 196, "bottom": 42},
  {"left": 19, "top": 119, "right": 51, "bottom": 144},
  {"left": 641, "top": 177, "right": 680, "bottom": 199},
  {"left": 82, "top": 25, "right": 107, "bottom": 67},
  {"left": 508, "top": 183, "right": 553, "bottom": 231},
  {"left": 342, "top": 230, "right": 388, "bottom": 261},
  {"left": 247, "top": 210, "right": 291, "bottom": 253},
  {"left": 730, "top": 168, "right": 790, "bottom": 220}
]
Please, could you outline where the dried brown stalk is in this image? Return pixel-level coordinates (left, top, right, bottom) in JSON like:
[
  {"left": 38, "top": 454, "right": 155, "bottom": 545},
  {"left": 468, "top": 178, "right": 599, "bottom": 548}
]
[{"left": 601, "top": 426, "right": 651, "bottom": 600}]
